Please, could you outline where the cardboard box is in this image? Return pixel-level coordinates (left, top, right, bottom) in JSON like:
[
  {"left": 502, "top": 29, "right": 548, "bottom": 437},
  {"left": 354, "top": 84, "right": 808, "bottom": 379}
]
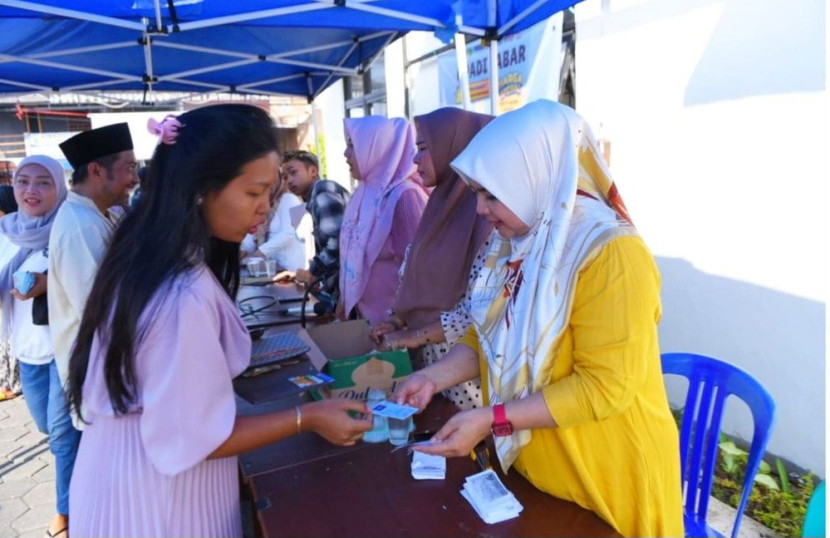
[{"left": 297, "top": 319, "right": 412, "bottom": 400}]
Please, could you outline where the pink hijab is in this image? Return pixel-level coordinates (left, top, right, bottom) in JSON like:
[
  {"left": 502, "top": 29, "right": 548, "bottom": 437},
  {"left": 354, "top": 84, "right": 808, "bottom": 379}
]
[
  {"left": 392, "top": 108, "right": 494, "bottom": 328},
  {"left": 339, "top": 116, "right": 426, "bottom": 317}
]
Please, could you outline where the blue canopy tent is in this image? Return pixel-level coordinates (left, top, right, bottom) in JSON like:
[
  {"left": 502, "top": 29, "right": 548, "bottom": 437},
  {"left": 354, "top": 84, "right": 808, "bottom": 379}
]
[{"left": 0, "top": 0, "right": 581, "bottom": 102}]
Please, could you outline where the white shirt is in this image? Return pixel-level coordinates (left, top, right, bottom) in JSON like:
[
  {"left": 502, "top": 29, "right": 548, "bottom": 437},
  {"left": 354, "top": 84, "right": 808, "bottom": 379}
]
[
  {"left": 48, "top": 191, "right": 121, "bottom": 385},
  {"left": 240, "top": 191, "right": 309, "bottom": 271},
  {"left": 0, "top": 235, "right": 53, "bottom": 364}
]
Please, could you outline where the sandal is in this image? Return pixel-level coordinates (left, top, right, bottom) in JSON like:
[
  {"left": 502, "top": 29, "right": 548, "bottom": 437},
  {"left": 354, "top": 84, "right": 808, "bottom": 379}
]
[
  {"left": 45, "top": 527, "right": 68, "bottom": 538},
  {"left": 0, "top": 389, "right": 20, "bottom": 401}
]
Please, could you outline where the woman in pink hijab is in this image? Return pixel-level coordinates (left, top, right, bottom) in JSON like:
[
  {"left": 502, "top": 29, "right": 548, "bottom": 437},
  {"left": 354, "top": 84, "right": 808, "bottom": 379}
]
[{"left": 338, "top": 116, "right": 427, "bottom": 324}]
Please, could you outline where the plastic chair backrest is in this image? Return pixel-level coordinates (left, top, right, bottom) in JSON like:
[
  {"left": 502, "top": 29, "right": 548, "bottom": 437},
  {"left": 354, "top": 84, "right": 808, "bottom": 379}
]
[{"left": 661, "top": 352, "right": 777, "bottom": 538}]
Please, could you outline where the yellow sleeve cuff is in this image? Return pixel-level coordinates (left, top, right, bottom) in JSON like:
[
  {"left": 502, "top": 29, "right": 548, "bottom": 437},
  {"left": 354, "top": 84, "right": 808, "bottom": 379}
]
[{"left": 457, "top": 325, "right": 480, "bottom": 351}]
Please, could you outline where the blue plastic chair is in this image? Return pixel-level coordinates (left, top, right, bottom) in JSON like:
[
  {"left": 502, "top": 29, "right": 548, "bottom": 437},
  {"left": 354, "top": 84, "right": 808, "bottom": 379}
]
[{"left": 661, "top": 352, "right": 777, "bottom": 538}]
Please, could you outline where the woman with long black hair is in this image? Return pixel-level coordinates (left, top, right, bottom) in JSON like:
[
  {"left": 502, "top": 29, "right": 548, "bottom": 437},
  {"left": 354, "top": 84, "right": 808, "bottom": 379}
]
[{"left": 67, "top": 104, "right": 370, "bottom": 537}]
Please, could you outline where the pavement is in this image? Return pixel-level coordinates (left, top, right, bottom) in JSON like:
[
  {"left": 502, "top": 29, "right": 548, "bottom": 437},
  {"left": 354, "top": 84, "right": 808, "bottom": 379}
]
[
  {"left": 0, "top": 396, "right": 53, "bottom": 538},
  {"left": 0, "top": 394, "right": 781, "bottom": 538}
]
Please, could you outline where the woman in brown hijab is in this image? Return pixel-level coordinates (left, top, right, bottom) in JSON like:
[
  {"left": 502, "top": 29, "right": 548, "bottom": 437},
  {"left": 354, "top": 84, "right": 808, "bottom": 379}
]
[{"left": 371, "top": 107, "right": 493, "bottom": 410}]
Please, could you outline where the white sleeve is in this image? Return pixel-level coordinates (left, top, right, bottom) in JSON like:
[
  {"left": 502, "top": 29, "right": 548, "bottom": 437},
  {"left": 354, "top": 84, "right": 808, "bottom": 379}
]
[
  {"left": 258, "top": 194, "right": 307, "bottom": 270},
  {"left": 240, "top": 233, "right": 257, "bottom": 255}
]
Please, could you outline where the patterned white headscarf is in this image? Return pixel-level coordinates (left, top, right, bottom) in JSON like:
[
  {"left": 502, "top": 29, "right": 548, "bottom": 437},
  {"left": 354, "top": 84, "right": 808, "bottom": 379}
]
[{"left": 450, "top": 100, "right": 636, "bottom": 471}]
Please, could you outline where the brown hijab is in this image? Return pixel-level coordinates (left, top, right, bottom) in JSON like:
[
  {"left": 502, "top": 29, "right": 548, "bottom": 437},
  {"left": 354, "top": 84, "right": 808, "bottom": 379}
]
[{"left": 392, "top": 108, "right": 494, "bottom": 328}]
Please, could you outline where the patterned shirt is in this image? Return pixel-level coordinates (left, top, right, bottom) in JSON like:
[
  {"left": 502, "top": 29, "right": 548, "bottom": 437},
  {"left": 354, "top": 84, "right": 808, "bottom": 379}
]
[{"left": 305, "top": 179, "right": 350, "bottom": 297}]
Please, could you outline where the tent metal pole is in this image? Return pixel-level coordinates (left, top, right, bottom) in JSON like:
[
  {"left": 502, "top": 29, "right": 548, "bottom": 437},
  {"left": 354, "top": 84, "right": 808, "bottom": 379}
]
[
  {"left": 141, "top": 19, "right": 155, "bottom": 98},
  {"left": 154, "top": 40, "right": 362, "bottom": 75},
  {"left": 177, "top": 4, "right": 329, "bottom": 32},
  {"left": 146, "top": 78, "right": 228, "bottom": 91},
  {"left": 454, "top": 34, "right": 471, "bottom": 111},
  {"left": 268, "top": 57, "right": 356, "bottom": 75},
  {"left": 0, "top": 77, "right": 50, "bottom": 91},
  {"left": 0, "top": 0, "right": 142, "bottom": 30},
  {"left": 152, "top": 0, "right": 163, "bottom": 33},
  {"left": 312, "top": 40, "right": 360, "bottom": 100},
  {"left": 309, "top": 101, "right": 320, "bottom": 155},
  {"left": 166, "top": 59, "right": 260, "bottom": 80},
  {"left": 487, "top": 0, "right": 499, "bottom": 115},
  {"left": 488, "top": 39, "right": 498, "bottom": 115},
  {"left": 65, "top": 79, "right": 152, "bottom": 92},
  {"left": 238, "top": 73, "right": 306, "bottom": 91},
  {"left": 26, "top": 42, "right": 135, "bottom": 60},
  {"left": 498, "top": 0, "right": 548, "bottom": 36},
  {"left": 0, "top": 53, "right": 140, "bottom": 81},
  {"left": 348, "top": 2, "right": 448, "bottom": 28},
  {"left": 306, "top": 74, "right": 320, "bottom": 154}
]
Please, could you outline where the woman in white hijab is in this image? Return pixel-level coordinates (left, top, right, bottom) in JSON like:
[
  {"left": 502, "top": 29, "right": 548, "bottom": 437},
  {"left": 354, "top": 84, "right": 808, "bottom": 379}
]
[{"left": 393, "top": 100, "right": 683, "bottom": 537}]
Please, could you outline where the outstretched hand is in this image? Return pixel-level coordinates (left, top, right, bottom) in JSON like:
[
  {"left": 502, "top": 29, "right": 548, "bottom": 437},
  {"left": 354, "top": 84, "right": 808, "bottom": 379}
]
[
  {"left": 294, "top": 269, "right": 313, "bottom": 285},
  {"left": 413, "top": 407, "right": 492, "bottom": 458},
  {"left": 302, "top": 398, "right": 372, "bottom": 446},
  {"left": 370, "top": 321, "right": 398, "bottom": 345},
  {"left": 391, "top": 372, "right": 437, "bottom": 412}
]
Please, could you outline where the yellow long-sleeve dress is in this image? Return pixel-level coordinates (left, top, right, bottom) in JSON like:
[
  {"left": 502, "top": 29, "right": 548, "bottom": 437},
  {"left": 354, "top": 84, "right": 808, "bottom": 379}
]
[{"left": 460, "top": 235, "right": 684, "bottom": 537}]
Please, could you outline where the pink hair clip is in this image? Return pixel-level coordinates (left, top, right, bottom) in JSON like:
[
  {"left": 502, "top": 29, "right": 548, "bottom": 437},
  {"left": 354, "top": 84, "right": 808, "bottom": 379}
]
[{"left": 147, "top": 114, "right": 182, "bottom": 145}]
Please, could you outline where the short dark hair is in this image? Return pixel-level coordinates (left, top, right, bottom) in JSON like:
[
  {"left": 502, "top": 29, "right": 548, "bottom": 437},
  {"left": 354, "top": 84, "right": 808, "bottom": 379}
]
[
  {"left": 283, "top": 150, "right": 319, "bottom": 170},
  {"left": 70, "top": 153, "right": 120, "bottom": 185}
]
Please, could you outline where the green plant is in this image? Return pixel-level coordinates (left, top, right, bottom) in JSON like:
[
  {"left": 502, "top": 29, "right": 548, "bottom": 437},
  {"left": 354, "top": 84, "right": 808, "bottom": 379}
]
[
  {"left": 673, "top": 408, "right": 816, "bottom": 538},
  {"left": 718, "top": 438, "right": 779, "bottom": 490},
  {"left": 712, "top": 447, "right": 815, "bottom": 538},
  {"left": 776, "top": 458, "right": 791, "bottom": 495}
]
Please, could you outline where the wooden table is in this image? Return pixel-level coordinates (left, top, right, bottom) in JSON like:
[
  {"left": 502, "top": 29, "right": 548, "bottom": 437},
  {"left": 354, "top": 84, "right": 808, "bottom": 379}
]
[
  {"left": 237, "top": 395, "right": 621, "bottom": 538},
  {"left": 237, "top": 282, "right": 324, "bottom": 331},
  {"left": 234, "top": 284, "right": 336, "bottom": 408}
]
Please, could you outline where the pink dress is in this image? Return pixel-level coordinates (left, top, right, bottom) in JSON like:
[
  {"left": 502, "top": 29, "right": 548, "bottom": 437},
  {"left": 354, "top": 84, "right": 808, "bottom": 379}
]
[
  {"left": 69, "top": 266, "right": 251, "bottom": 538},
  {"left": 355, "top": 188, "right": 425, "bottom": 324}
]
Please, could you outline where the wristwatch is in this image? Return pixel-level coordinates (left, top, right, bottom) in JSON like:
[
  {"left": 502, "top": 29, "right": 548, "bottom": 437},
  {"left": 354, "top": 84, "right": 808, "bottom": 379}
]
[{"left": 491, "top": 403, "right": 514, "bottom": 436}]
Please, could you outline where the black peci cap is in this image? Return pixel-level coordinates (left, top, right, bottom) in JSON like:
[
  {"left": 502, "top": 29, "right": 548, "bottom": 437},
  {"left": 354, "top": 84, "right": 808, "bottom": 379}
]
[{"left": 59, "top": 123, "right": 134, "bottom": 169}]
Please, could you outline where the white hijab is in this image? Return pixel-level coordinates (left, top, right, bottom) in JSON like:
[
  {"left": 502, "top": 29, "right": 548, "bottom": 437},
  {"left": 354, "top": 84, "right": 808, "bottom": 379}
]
[{"left": 451, "top": 100, "right": 636, "bottom": 471}]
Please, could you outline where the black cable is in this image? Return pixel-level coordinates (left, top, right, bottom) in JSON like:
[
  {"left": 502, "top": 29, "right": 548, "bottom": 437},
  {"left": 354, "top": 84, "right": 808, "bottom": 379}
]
[{"left": 237, "top": 295, "right": 280, "bottom": 320}]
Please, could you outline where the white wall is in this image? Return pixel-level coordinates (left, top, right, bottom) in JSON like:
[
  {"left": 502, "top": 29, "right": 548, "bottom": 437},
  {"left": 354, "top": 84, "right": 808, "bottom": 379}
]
[
  {"left": 575, "top": 0, "right": 826, "bottom": 475},
  {"left": 405, "top": 32, "right": 448, "bottom": 117},
  {"left": 384, "top": 39, "right": 407, "bottom": 118},
  {"left": 315, "top": 80, "right": 350, "bottom": 189},
  {"left": 89, "top": 111, "right": 177, "bottom": 162}
]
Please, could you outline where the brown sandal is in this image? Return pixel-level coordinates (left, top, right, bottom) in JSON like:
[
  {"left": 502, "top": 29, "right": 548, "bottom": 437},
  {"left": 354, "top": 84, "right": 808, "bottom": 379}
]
[
  {"left": 0, "top": 389, "right": 20, "bottom": 401},
  {"left": 44, "top": 527, "right": 68, "bottom": 538}
]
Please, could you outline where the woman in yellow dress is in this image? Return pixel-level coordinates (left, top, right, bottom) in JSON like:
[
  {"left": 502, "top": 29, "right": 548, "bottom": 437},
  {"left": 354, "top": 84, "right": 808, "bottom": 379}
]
[{"left": 393, "top": 99, "right": 683, "bottom": 537}]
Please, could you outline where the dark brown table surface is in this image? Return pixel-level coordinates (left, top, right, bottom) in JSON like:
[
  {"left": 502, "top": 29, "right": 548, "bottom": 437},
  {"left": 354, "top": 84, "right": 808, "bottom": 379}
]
[
  {"left": 233, "top": 355, "right": 323, "bottom": 406},
  {"left": 240, "top": 396, "right": 621, "bottom": 538},
  {"left": 237, "top": 282, "right": 326, "bottom": 330}
]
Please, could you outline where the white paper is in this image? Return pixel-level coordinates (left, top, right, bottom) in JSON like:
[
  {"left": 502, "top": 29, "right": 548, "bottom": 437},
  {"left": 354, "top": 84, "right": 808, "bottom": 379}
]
[
  {"left": 410, "top": 451, "right": 446, "bottom": 480},
  {"left": 460, "top": 469, "right": 523, "bottom": 524}
]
